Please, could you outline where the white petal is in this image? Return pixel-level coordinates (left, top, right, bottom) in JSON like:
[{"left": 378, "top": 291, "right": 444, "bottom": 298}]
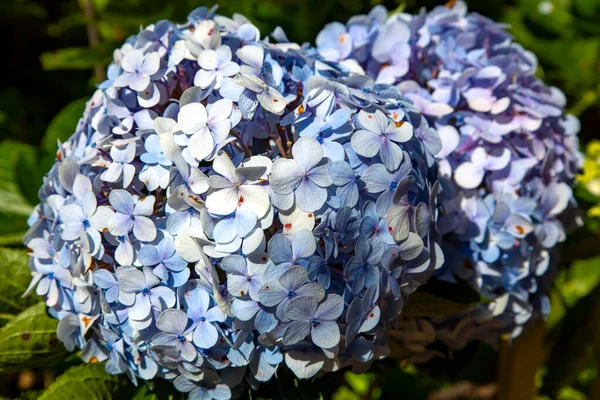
[
  {"left": 292, "top": 137, "right": 324, "bottom": 172},
  {"left": 205, "top": 187, "right": 239, "bottom": 216},
  {"left": 198, "top": 49, "right": 218, "bottom": 70},
  {"left": 453, "top": 162, "right": 485, "bottom": 189},
  {"left": 236, "top": 45, "right": 264, "bottom": 69},
  {"left": 178, "top": 103, "right": 208, "bottom": 135},
  {"left": 187, "top": 131, "right": 214, "bottom": 161}
]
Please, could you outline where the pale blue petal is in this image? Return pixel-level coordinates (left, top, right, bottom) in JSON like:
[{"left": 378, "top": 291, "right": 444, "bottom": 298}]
[
  {"left": 282, "top": 320, "right": 311, "bottom": 345},
  {"left": 192, "top": 321, "right": 219, "bottom": 348},
  {"left": 279, "top": 266, "right": 308, "bottom": 290},
  {"left": 315, "top": 294, "right": 343, "bottom": 320},
  {"left": 311, "top": 320, "right": 339, "bottom": 348},
  {"left": 268, "top": 234, "right": 292, "bottom": 265},
  {"left": 286, "top": 297, "right": 318, "bottom": 321},
  {"left": 156, "top": 309, "right": 188, "bottom": 334},
  {"left": 231, "top": 299, "right": 259, "bottom": 321},
  {"left": 129, "top": 293, "right": 151, "bottom": 320},
  {"left": 295, "top": 179, "right": 328, "bottom": 212},
  {"left": 109, "top": 189, "right": 134, "bottom": 214},
  {"left": 291, "top": 230, "right": 316, "bottom": 261},
  {"left": 255, "top": 309, "right": 277, "bottom": 333}
]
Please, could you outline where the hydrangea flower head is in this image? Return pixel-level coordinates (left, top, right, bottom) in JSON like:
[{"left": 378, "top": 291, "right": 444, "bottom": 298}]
[
  {"left": 315, "top": 0, "right": 582, "bottom": 338},
  {"left": 24, "top": 6, "right": 442, "bottom": 396}
]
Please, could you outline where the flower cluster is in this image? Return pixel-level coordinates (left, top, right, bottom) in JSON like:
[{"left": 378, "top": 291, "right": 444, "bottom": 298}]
[
  {"left": 315, "top": 0, "right": 582, "bottom": 337},
  {"left": 24, "top": 6, "right": 442, "bottom": 397}
]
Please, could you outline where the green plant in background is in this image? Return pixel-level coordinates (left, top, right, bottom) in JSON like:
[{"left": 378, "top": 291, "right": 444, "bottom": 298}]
[
  {"left": 0, "top": 0, "right": 600, "bottom": 399},
  {"left": 578, "top": 140, "right": 600, "bottom": 215}
]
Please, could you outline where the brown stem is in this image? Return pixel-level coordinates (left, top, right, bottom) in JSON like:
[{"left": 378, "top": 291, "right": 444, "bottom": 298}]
[
  {"left": 273, "top": 136, "right": 287, "bottom": 158},
  {"left": 81, "top": 0, "right": 104, "bottom": 83},
  {"left": 232, "top": 133, "right": 251, "bottom": 157},
  {"left": 590, "top": 349, "right": 600, "bottom": 399},
  {"left": 277, "top": 124, "right": 293, "bottom": 154},
  {"left": 497, "top": 318, "right": 545, "bottom": 400},
  {"left": 176, "top": 65, "right": 190, "bottom": 91}
]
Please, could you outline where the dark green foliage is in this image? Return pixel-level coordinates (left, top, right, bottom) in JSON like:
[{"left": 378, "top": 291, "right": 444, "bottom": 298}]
[
  {"left": 38, "top": 363, "right": 130, "bottom": 400},
  {"left": 0, "top": 303, "right": 67, "bottom": 374},
  {"left": 0, "top": 248, "right": 39, "bottom": 317}
]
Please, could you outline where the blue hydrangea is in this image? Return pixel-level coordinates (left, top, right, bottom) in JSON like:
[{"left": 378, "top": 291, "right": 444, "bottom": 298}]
[
  {"left": 315, "top": 0, "right": 582, "bottom": 339},
  {"left": 24, "top": 5, "right": 442, "bottom": 397}
]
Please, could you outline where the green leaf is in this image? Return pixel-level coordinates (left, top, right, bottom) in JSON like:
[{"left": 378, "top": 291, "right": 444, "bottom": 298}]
[
  {"left": 40, "top": 47, "right": 112, "bottom": 71},
  {"left": 556, "top": 387, "right": 587, "bottom": 400},
  {"left": 574, "top": 182, "right": 600, "bottom": 205},
  {"left": 332, "top": 386, "right": 361, "bottom": 400},
  {"left": 137, "top": 378, "right": 187, "bottom": 400},
  {"left": 131, "top": 386, "right": 159, "bottom": 400},
  {"left": 0, "top": 248, "right": 38, "bottom": 315},
  {"left": 0, "top": 140, "right": 39, "bottom": 242},
  {"left": 0, "top": 302, "right": 67, "bottom": 373},
  {"left": 10, "top": 98, "right": 87, "bottom": 205},
  {"left": 15, "top": 390, "right": 42, "bottom": 400},
  {"left": 574, "top": 0, "right": 599, "bottom": 17},
  {"left": 0, "top": 140, "right": 35, "bottom": 217},
  {"left": 0, "top": 210, "right": 30, "bottom": 246},
  {"left": 15, "top": 147, "right": 46, "bottom": 207},
  {"left": 38, "top": 362, "right": 132, "bottom": 400},
  {"left": 91, "top": 0, "right": 111, "bottom": 13},
  {"left": 36, "top": 363, "right": 177, "bottom": 400},
  {"left": 561, "top": 256, "right": 600, "bottom": 305},
  {"left": 516, "top": 0, "right": 575, "bottom": 37},
  {"left": 344, "top": 372, "right": 375, "bottom": 396},
  {"left": 42, "top": 98, "right": 87, "bottom": 154},
  {"left": 542, "top": 284, "right": 600, "bottom": 398},
  {"left": 402, "top": 291, "right": 488, "bottom": 318},
  {"left": 548, "top": 255, "right": 600, "bottom": 328},
  {"left": 379, "top": 365, "right": 446, "bottom": 400}
]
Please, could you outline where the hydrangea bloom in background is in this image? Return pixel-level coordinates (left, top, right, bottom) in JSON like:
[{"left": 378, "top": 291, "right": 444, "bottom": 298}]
[
  {"left": 23, "top": 5, "right": 443, "bottom": 397},
  {"left": 315, "top": 0, "right": 582, "bottom": 339}
]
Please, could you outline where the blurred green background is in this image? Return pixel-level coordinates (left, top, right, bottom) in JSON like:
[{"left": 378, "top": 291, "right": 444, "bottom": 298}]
[{"left": 0, "top": 0, "right": 600, "bottom": 399}]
